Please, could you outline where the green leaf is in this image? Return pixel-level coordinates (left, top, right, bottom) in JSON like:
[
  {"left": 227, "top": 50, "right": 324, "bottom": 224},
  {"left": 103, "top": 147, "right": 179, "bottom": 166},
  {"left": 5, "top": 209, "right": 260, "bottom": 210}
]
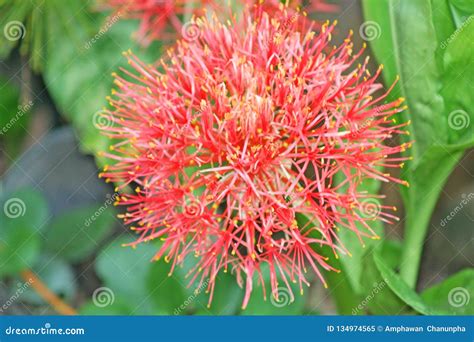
[
  {"left": 373, "top": 249, "right": 447, "bottom": 315},
  {"left": 95, "top": 235, "right": 157, "bottom": 314},
  {"left": 146, "top": 261, "right": 187, "bottom": 315},
  {"left": 421, "top": 268, "right": 474, "bottom": 315},
  {"left": 43, "top": 6, "right": 162, "bottom": 164},
  {"left": 1, "top": 188, "right": 49, "bottom": 231},
  {"left": 362, "top": 0, "right": 474, "bottom": 289},
  {"left": 441, "top": 17, "right": 474, "bottom": 145},
  {"left": 358, "top": 243, "right": 408, "bottom": 315},
  {"left": 44, "top": 205, "right": 115, "bottom": 262},
  {"left": 193, "top": 272, "right": 243, "bottom": 315}
]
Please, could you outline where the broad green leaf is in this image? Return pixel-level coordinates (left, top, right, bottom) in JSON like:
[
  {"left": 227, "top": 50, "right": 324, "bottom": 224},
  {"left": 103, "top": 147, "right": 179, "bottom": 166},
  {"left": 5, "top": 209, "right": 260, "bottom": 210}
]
[
  {"left": 146, "top": 261, "right": 187, "bottom": 315},
  {"left": 441, "top": 18, "right": 474, "bottom": 145},
  {"left": 193, "top": 272, "right": 243, "bottom": 315},
  {"left": 95, "top": 235, "right": 157, "bottom": 314},
  {"left": 373, "top": 249, "right": 446, "bottom": 315},
  {"left": 0, "top": 188, "right": 47, "bottom": 276},
  {"left": 0, "top": 222, "right": 39, "bottom": 277},
  {"left": 359, "top": 243, "right": 408, "bottom": 315},
  {"left": 421, "top": 268, "right": 473, "bottom": 315},
  {"left": 44, "top": 205, "right": 115, "bottom": 262},
  {"left": 0, "top": 188, "right": 49, "bottom": 231}
]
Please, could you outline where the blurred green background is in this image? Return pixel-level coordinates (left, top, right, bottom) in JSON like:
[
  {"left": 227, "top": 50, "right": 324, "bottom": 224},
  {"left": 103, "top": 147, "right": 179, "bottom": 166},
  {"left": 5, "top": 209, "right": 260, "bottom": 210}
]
[{"left": 0, "top": 0, "right": 472, "bottom": 315}]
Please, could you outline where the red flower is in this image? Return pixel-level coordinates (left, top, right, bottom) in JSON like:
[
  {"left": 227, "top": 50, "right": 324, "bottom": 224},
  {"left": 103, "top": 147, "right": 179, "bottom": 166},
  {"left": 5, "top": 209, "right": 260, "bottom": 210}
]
[{"left": 99, "top": 8, "right": 410, "bottom": 309}]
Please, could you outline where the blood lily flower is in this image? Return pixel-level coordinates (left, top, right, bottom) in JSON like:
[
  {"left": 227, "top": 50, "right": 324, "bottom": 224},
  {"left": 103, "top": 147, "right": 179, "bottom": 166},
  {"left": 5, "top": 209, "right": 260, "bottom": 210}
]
[{"left": 98, "top": 7, "right": 411, "bottom": 309}]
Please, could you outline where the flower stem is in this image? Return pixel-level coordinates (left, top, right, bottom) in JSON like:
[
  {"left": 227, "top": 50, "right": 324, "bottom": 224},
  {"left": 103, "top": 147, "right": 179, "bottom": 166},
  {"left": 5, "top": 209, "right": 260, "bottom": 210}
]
[{"left": 21, "top": 269, "right": 77, "bottom": 315}]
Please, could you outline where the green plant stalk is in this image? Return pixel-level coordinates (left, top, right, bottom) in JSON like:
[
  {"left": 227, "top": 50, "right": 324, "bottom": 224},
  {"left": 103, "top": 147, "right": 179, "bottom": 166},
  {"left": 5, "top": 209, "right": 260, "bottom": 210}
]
[{"left": 399, "top": 152, "right": 462, "bottom": 288}]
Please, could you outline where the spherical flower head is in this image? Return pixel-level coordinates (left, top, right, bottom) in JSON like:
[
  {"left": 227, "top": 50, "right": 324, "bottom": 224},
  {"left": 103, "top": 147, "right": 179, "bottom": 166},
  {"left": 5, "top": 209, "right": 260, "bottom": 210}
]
[{"left": 99, "top": 8, "right": 411, "bottom": 309}]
